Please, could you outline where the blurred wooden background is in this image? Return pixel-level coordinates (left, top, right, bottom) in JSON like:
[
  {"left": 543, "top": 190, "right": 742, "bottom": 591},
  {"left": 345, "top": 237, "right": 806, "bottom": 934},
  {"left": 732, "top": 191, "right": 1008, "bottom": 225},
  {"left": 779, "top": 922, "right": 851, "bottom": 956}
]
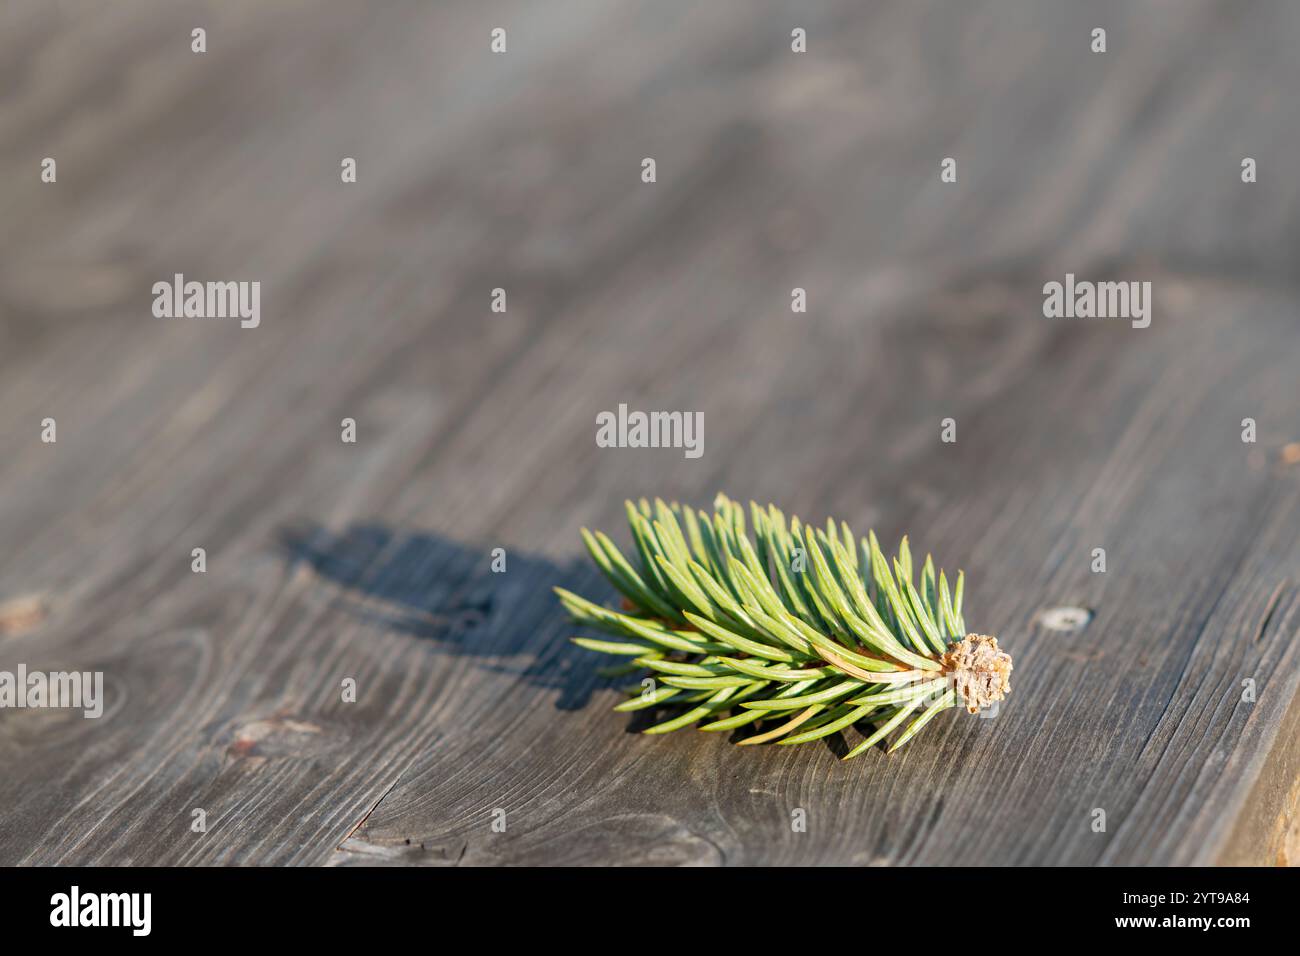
[{"left": 0, "top": 0, "right": 1297, "bottom": 865}]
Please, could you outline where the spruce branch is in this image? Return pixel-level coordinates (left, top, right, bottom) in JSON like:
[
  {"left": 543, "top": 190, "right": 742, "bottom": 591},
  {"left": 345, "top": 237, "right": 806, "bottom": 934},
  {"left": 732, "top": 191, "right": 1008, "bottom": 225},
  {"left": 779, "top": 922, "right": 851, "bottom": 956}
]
[{"left": 556, "top": 493, "right": 1012, "bottom": 757}]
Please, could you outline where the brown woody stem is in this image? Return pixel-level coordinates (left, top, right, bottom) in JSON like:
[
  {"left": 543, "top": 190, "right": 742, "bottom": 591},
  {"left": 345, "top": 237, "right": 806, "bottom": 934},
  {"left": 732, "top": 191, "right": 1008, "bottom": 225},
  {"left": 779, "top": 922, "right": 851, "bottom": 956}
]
[{"left": 941, "top": 633, "right": 1013, "bottom": 714}]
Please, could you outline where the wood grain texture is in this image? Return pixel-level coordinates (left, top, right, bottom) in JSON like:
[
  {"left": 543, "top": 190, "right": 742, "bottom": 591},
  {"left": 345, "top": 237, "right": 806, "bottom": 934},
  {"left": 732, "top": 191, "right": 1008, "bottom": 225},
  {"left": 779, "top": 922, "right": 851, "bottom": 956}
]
[{"left": 0, "top": 0, "right": 1297, "bottom": 866}]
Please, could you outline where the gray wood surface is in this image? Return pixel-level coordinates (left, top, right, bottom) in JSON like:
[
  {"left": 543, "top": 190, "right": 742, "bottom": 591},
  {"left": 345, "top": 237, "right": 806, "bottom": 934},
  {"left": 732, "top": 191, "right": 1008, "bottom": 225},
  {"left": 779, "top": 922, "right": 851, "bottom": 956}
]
[{"left": 0, "top": 0, "right": 1297, "bottom": 866}]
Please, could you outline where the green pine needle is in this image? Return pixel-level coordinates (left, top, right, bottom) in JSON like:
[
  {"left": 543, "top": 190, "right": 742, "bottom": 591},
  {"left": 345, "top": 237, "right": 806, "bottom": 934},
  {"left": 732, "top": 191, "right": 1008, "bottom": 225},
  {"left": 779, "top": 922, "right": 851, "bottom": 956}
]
[{"left": 558, "top": 494, "right": 1013, "bottom": 758}]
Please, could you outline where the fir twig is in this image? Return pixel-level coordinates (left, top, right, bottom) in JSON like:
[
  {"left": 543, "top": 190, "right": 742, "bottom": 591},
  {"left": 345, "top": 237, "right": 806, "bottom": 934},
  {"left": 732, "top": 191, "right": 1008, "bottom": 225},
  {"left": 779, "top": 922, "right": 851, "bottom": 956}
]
[{"left": 556, "top": 494, "right": 1012, "bottom": 758}]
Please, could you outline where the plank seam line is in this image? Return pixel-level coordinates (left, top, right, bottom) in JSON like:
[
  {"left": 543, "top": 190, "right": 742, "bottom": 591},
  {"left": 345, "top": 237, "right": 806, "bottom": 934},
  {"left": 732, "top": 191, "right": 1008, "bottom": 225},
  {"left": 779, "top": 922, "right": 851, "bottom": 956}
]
[
  {"left": 336, "top": 777, "right": 401, "bottom": 851},
  {"left": 1099, "top": 538, "right": 1256, "bottom": 863},
  {"left": 1254, "top": 578, "right": 1288, "bottom": 643}
]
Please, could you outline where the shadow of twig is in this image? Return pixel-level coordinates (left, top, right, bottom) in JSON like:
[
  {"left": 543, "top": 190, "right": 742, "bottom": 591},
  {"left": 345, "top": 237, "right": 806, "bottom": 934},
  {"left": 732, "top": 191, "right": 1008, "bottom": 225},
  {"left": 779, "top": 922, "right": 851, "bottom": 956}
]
[{"left": 276, "top": 522, "right": 612, "bottom": 710}]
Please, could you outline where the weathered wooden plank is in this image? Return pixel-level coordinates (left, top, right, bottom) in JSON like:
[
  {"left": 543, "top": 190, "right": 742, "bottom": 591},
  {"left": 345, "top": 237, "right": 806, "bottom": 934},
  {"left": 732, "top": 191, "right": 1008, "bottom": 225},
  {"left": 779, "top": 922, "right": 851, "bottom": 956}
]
[{"left": 0, "top": 0, "right": 1297, "bottom": 866}]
